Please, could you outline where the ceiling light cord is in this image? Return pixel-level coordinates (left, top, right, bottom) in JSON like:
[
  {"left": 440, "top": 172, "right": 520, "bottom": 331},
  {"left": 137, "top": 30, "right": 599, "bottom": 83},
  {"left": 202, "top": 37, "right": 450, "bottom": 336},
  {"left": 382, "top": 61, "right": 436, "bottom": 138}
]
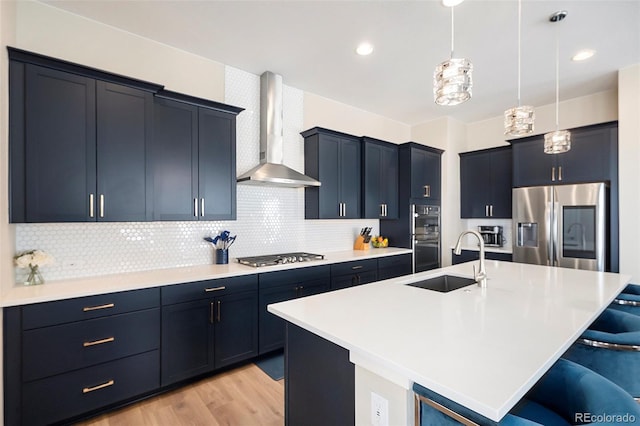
[
  {"left": 554, "top": 22, "right": 560, "bottom": 130},
  {"left": 450, "top": 6, "right": 455, "bottom": 58}
]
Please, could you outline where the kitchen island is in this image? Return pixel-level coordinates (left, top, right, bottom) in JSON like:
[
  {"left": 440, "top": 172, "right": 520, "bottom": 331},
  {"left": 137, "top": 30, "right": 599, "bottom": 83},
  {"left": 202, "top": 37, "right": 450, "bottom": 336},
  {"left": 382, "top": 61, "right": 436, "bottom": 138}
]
[{"left": 268, "top": 260, "right": 631, "bottom": 425}]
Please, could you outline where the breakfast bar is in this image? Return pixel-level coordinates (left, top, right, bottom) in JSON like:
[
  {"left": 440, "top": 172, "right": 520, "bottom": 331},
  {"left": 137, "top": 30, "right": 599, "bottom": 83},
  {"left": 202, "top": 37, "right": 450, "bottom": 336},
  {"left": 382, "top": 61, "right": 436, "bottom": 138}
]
[{"left": 268, "top": 260, "right": 631, "bottom": 425}]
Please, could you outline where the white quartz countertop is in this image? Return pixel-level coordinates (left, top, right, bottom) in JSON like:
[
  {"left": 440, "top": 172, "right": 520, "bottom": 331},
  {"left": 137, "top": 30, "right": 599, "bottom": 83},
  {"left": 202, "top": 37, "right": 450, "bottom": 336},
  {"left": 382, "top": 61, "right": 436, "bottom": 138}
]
[
  {"left": 0, "top": 247, "right": 412, "bottom": 307},
  {"left": 268, "top": 261, "right": 630, "bottom": 421}
]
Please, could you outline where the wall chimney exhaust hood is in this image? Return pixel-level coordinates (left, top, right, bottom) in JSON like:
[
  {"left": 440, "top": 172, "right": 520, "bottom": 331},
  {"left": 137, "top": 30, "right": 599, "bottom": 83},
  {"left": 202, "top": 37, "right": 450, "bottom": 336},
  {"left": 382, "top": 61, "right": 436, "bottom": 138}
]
[{"left": 237, "top": 71, "right": 321, "bottom": 188}]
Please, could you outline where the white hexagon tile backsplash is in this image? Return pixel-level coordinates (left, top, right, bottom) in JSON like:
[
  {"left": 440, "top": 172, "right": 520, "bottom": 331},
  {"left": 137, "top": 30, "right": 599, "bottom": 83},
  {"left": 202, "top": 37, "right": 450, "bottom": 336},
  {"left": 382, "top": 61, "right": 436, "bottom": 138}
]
[{"left": 14, "top": 66, "right": 378, "bottom": 282}]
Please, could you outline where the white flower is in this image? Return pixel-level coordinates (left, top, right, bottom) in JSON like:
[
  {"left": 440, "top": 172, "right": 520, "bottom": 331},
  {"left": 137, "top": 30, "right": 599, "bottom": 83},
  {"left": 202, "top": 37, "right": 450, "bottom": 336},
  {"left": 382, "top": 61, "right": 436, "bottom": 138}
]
[{"left": 14, "top": 250, "right": 54, "bottom": 269}]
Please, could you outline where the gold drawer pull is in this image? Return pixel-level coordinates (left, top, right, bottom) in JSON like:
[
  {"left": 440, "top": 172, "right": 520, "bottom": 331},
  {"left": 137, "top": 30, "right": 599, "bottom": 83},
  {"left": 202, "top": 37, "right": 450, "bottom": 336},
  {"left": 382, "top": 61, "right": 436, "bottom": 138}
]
[
  {"left": 205, "top": 286, "right": 226, "bottom": 292},
  {"left": 82, "top": 379, "right": 114, "bottom": 394},
  {"left": 83, "top": 337, "right": 115, "bottom": 347},
  {"left": 83, "top": 303, "right": 115, "bottom": 312}
]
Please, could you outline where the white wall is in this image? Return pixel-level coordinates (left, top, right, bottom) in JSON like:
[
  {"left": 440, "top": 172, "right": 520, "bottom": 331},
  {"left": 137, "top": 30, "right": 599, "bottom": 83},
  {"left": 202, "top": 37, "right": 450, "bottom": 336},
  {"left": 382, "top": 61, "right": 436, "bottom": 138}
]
[
  {"left": 303, "top": 92, "right": 411, "bottom": 143},
  {"left": 466, "top": 90, "right": 618, "bottom": 151},
  {"left": 16, "top": 0, "right": 226, "bottom": 102},
  {"left": 618, "top": 64, "right": 640, "bottom": 282}
]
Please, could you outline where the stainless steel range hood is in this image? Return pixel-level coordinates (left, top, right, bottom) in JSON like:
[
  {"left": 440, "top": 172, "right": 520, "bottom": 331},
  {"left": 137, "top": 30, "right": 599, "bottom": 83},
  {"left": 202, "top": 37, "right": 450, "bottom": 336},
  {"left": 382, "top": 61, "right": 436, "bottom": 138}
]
[{"left": 237, "top": 71, "right": 321, "bottom": 188}]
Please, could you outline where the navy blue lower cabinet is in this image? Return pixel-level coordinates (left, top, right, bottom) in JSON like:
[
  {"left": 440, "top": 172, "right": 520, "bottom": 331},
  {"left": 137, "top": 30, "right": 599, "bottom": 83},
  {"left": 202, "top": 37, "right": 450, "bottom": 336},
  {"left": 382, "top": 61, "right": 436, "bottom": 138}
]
[
  {"left": 3, "top": 287, "right": 161, "bottom": 426},
  {"left": 378, "top": 253, "right": 412, "bottom": 280},
  {"left": 160, "top": 275, "right": 259, "bottom": 386},
  {"left": 330, "top": 259, "right": 378, "bottom": 290},
  {"left": 23, "top": 350, "right": 159, "bottom": 426},
  {"left": 258, "top": 266, "right": 331, "bottom": 354},
  {"left": 451, "top": 249, "right": 512, "bottom": 265},
  {"left": 285, "top": 323, "right": 354, "bottom": 426}
]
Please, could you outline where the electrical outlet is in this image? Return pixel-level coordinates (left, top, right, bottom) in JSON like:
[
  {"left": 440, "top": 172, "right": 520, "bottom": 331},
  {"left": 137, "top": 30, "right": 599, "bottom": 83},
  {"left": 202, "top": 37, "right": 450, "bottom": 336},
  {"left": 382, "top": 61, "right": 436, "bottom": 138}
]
[{"left": 371, "top": 392, "right": 389, "bottom": 426}]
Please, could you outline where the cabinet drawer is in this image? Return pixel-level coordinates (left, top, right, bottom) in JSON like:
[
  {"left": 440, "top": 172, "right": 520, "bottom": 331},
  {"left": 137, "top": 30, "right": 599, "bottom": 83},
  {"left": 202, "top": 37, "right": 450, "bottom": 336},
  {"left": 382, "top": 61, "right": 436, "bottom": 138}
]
[
  {"left": 22, "top": 350, "right": 159, "bottom": 426},
  {"left": 22, "top": 287, "right": 159, "bottom": 330},
  {"left": 23, "top": 308, "right": 159, "bottom": 382},
  {"left": 259, "top": 265, "right": 330, "bottom": 290},
  {"left": 330, "top": 258, "right": 377, "bottom": 277},
  {"left": 161, "top": 274, "right": 258, "bottom": 305},
  {"left": 378, "top": 254, "right": 412, "bottom": 280},
  {"left": 331, "top": 270, "right": 378, "bottom": 290}
]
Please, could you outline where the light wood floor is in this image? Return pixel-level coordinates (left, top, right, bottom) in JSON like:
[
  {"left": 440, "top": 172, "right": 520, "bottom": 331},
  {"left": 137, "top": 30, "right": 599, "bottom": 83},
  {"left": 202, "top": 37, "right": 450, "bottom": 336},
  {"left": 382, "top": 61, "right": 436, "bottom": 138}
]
[{"left": 76, "top": 363, "right": 284, "bottom": 426}]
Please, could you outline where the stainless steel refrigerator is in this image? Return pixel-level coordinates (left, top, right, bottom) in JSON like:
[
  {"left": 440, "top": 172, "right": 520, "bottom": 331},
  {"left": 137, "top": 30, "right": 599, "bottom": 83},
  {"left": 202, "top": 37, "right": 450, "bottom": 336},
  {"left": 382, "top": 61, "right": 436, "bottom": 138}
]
[
  {"left": 412, "top": 204, "right": 441, "bottom": 273},
  {"left": 512, "top": 182, "right": 607, "bottom": 271}
]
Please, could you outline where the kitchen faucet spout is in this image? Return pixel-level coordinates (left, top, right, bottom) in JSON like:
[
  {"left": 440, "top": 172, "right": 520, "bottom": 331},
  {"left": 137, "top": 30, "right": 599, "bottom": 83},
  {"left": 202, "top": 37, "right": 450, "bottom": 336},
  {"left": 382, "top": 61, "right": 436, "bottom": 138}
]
[{"left": 454, "top": 230, "right": 487, "bottom": 288}]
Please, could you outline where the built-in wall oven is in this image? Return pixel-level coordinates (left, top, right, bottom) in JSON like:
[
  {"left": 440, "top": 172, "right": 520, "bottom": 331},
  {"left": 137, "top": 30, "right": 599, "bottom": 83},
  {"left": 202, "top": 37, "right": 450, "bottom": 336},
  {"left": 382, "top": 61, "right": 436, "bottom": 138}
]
[{"left": 412, "top": 204, "right": 441, "bottom": 273}]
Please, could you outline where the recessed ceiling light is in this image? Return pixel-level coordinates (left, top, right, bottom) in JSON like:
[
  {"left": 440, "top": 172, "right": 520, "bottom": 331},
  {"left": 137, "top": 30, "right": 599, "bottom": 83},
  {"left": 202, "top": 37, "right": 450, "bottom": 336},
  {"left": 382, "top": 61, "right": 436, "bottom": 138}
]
[
  {"left": 356, "top": 42, "right": 374, "bottom": 56},
  {"left": 572, "top": 49, "right": 596, "bottom": 61},
  {"left": 442, "top": 0, "right": 464, "bottom": 6}
]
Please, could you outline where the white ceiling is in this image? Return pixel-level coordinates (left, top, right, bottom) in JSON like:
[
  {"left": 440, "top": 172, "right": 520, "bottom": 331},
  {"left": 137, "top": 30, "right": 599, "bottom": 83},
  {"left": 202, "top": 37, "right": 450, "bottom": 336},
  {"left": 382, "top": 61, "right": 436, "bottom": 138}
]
[{"left": 41, "top": 0, "right": 640, "bottom": 126}]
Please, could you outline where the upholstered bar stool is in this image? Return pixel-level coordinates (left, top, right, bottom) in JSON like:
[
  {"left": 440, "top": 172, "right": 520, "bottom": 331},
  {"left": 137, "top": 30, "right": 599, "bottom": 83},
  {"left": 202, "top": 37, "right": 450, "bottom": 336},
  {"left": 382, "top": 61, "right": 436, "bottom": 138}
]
[
  {"left": 610, "top": 283, "right": 640, "bottom": 315},
  {"left": 413, "top": 358, "right": 640, "bottom": 426},
  {"left": 563, "top": 308, "right": 640, "bottom": 400}
]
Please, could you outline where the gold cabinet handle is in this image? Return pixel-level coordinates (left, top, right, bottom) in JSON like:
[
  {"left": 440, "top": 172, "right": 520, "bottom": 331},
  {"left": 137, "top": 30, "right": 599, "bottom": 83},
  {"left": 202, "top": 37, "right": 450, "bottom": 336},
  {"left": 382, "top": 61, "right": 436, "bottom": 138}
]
[
  {"left": 205, "top": 286, "right": 226, "bottom": 292},
  {"left": 83, "top": 303, "right": 115, "bottom": 312},
  {"left": 89, "top": 193, "right": 94, "bottom": 218},
  {"left": 83, "top": 379, "right": 114, "bottom": 394},
  {"left": 83, "top": 337, "right": 115, "bottom": 347}
]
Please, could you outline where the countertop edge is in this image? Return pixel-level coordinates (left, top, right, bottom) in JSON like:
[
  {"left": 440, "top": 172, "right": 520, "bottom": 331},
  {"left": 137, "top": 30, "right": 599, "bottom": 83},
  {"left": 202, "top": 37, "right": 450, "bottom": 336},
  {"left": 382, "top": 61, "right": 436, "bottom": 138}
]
[{"left": 0, "top": 247, "right": 413, "bottom": 307}]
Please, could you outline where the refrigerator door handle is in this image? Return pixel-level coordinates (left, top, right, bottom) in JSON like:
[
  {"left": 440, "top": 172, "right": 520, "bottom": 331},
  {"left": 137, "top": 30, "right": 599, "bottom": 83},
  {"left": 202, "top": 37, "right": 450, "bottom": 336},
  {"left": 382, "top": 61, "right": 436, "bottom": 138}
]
[
  {"left": 546, "top": 201, "right": 553, "bottom": 266},
  {"left": 552, "top": 201, "right": 560, "bottom": 266},
  {"left": 411, "top": 205, "right": 416, "bottom": 274}
]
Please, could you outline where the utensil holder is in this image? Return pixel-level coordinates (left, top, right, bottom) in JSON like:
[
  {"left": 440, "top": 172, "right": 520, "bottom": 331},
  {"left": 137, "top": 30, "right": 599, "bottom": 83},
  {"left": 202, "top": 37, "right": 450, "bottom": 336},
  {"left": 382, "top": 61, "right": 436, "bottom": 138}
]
[{"left": 215, "top": 249, "right": 229, "bottom": 265}]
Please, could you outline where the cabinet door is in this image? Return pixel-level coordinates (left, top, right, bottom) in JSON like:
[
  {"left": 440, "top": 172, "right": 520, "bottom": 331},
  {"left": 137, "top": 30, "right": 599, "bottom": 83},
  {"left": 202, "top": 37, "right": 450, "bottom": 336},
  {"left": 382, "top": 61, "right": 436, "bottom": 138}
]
[
  {"left": 259, "top": 284, "right": 298, "bottom": 354},
  {"left": 460, "top": 152, "right": 491, "bottom": 218},
  {"left": 381, "top": 145, "right": 399, "bottom": 219},
  {"left": 298, "top": 279, "right": 330, "bottom": 297},
  {"left": 161, "top": 299, "right": 213, "bottom": 386},
  {"left": 411, "top": 147, "right": 441, "bottom": 202},
  {"left": 97, "top": 81, "right": 152, "bottom": 221},
  {"left": 512, "top": 138, "right": 554, "bottom": 187},
  {"left": 556, "top": 126, "right": 613, "bottom": 184},
  {"left": 198, "top": 108, "right": 237, "bottom": 220},
  {"left": 151, "top": 98, "right": 199, "bottom": 220},
  {"left": 24, "top": 65, "right": 96, "bottom": 222},
  {"left": 489, "top": 148, "right": 513, "bottom": 218},
  {"left": 214, "top": 291, "right": 258, "bottom": 369},
  {"left": 339, "top": 138, "right": 362, "bottom": 219},
  {"left": 364, "top": 142, "right": 398, "bottom": 219},
  {"left": 363, "top": 143, "right": 383, "bottom": 219},
  {"left": 318, "top": 134, "right": 342, "bottom": 218}
]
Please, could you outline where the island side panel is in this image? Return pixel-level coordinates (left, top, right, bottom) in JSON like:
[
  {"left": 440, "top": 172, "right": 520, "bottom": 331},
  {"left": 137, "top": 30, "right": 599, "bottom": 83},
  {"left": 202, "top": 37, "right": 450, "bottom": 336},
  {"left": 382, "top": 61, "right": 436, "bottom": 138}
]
[{"left": 285, "top": 323, "right": 355, "bottom": 426}]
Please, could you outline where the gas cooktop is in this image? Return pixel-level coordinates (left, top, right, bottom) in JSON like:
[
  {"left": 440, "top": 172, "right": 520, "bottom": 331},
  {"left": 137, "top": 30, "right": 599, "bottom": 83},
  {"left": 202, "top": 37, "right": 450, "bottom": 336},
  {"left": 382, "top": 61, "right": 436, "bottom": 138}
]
[{"left": 237, "top": 252, "right": 325, "bottom": 267}]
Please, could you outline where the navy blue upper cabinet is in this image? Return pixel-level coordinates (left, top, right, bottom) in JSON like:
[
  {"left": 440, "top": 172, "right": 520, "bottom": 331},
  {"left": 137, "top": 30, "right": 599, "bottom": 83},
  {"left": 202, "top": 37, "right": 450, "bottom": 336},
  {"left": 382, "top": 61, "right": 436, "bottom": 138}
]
[
  {"left": 9, "top": 49, "right": 161, "bottom": 223},
  {"left": 402, "top": 143, "right": 443, "bottom": 204},
  {"left": 459, "top": 146, "right": 512, "bottom": 219},
  {"left": 151, "top": 93, "right": 241, "bottom": 221},
  {"left": 303, "top": 127, "right": 362, "bottom": 219},
  {"left": 17, "top": 64, "right": 97, "bottom": 222},
  {"left": 9, "top": 48, "right": 243, "bottom": 223},
  {"left": 362, "top": 137, "right": 398, "bottom": 219},
  {"left": 511, "top": 122, "right": 618, "bottom": 187},
  {"left": 97, "top": 81, "right": 153, "bottom": 221}
]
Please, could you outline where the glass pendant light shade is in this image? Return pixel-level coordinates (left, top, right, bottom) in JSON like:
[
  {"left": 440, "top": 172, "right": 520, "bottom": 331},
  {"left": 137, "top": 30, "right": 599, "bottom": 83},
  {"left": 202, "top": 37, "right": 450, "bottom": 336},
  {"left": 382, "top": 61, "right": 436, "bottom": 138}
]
[
  {"left": 504, "top": 105, "right": 535, "bottom": 136},
  {"left": 434, "top": 58, "right": 473, "bottom": 106},
  {"left": 544, "top": 130, "right": 571, "bottom": 154},
  {"left": 544, "top": 10, "right": 571, "bottom": 154},
  {"left": 434, "top": 4, "right": 472, "bottom": 106},
  {"left": 504, "top": 0, "right": 534, "bottom": 136}
]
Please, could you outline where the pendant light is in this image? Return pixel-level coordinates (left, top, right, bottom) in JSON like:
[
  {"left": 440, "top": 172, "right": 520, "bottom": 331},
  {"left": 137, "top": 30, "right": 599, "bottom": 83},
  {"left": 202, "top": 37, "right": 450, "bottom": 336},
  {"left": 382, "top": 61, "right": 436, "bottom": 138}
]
[
  {"left": 544, "top": 10, "right": 571, "bottom": 154},
  {"left": 434, "top": 1, "right": 472, "bottom": 106},
  {"left": 504, "top": 0, "right": 535, "bottom": 136}
]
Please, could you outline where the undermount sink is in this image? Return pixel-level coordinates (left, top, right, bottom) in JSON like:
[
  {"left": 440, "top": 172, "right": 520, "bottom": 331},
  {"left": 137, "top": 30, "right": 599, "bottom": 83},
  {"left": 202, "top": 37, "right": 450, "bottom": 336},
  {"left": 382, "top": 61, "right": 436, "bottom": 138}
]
[{"left": 406, "top": 275, "right": 477, "bottom": 293}]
